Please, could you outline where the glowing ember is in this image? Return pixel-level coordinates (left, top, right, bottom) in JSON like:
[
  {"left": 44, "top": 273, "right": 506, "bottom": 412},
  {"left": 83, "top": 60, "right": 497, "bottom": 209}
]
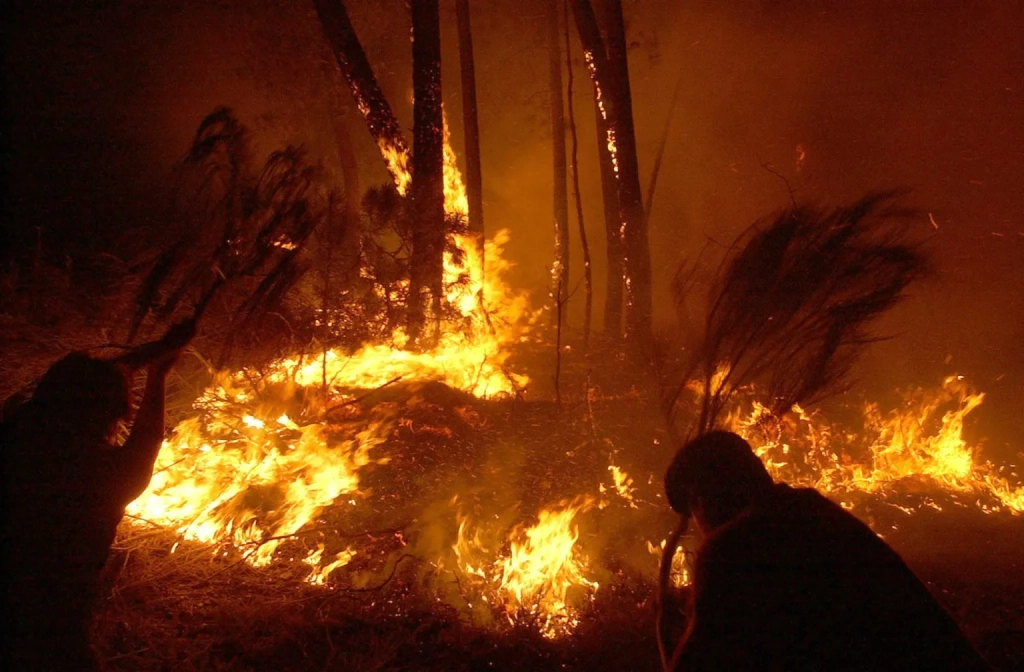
[{"left": 452, "top": 497, "right": 599, "bottom": 638}]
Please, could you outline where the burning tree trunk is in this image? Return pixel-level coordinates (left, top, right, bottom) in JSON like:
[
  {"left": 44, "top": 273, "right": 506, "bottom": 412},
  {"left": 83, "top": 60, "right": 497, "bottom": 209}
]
[
  {"left": 313, "top": 0, "right": 411, "bottom": 194},
  {"left": 408, "top": 0, "right": 445, "bottom": 343},
  {"left": 456, "top": 0, "right": 485, "bottom": 279},
  {"left": 547, "top": 0, "right": 570, "bottom": 312},
  {"left": 571, "top": 0, "right": 651, "bottom": 347},
  {"left": 595, "top": 96, "right": 623, "bottom": 337},
  {"left": 602, "top": 0, "right": 652, "bottom": 347}
]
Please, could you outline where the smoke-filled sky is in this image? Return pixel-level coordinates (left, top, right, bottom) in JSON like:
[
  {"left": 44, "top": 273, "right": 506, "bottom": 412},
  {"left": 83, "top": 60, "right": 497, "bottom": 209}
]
[{"left": 5, "top": 0, "right": 1022, "bottom": 435}]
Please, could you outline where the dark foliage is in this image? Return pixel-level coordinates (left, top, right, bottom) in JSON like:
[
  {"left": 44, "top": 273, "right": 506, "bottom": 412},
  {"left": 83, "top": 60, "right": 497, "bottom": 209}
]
[
  {"left": 128, "top": 108, "right": 326, "bottom": 365},
  {"left": 673, "top": 191, "right": 930, "bottom": 436}
]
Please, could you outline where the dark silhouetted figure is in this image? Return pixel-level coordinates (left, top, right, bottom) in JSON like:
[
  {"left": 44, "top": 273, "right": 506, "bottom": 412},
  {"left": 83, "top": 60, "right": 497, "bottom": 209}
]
[
  {"left": 3, "top": 322, "right": 194, "bottom": 671},
  {"left": 664, "top": 430, "right": 988, "bottom": 672}
]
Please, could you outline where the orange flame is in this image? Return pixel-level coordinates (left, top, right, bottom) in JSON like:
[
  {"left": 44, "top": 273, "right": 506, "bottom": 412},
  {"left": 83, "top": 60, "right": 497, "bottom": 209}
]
[
  {"left": 729, "top": 375, "right": 1023, "bottom": 514},
  {"left": 127, "top": 129, "right": 538, "bottom": 578},
  {"left": 451, "top": 497, "right": 599, "bottom": 638}
]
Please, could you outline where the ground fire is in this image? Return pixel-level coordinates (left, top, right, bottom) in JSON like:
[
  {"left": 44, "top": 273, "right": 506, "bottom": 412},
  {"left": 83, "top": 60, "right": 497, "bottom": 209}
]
[
  {"left": 118, "top": 94, "right": 1021, "bottom": 650},
  {"left": 4, "top": 1, "right": 1022, "bottom": 670}
]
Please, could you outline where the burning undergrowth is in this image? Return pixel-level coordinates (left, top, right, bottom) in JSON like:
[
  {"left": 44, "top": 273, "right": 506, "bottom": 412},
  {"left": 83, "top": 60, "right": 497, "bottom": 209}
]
[
  {"left": 100, "top": 353, "right": 1024, "bottom": 669},
  {"left": 84, "top": 112, "right": 1021, "bottom": 668}
]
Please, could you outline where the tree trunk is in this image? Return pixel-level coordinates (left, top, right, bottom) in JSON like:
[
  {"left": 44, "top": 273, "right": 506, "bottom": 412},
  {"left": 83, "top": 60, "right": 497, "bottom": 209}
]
[
  {"left": 409, "top": 0, "right": 445, "bottom": 344},
  {"left": 595, "top": 97, "right": 623, "bottom": 337},
  {"left": 331, "top": 107, "right": 362, "bottom": 283},
  {"left": 546, "top": 0, "right": 570, "bottom": 312},
  {"left": 563, "top": 0, "right": 592, "bottom": 346},
  {"left": 313, "top": 0, "right": 411, "bottom": 193},
  {"left": 456, "top": 0, "right": 485, "bottom": 280},
  {"left": 570, "top": 0, "right": 651, "bottom": 348},
  {"left": 603, "top": 0, "right": 651, "bottom": 347}
]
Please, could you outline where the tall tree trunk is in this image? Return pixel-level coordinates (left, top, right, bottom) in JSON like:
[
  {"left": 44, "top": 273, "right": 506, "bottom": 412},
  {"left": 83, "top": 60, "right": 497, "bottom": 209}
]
[
  {"left": 603, "top": 0, "right": 651, "bottom": 347},
  {"left": 564, "top": 0, "right": 592, "bottom": 346},
  {"left": 455, "top": 0, "right": 485, "bottom": 281},
  {"left": 570, "top": 0, "right": 651, "bottom": 348},
  {"left": 409, "top": 0, "right": 445, "bottom": 344},
  {"left": 314, "top": 0, "right": 411, "bottom": 192},
  {"left": 546, "top": 0, "right": 570, "bottom": 313}
]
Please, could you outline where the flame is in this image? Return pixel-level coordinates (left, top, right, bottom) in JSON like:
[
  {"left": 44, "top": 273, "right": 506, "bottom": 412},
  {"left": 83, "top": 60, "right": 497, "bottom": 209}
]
[
  {"left": 127, "top": 129, "right": 538, "bottom": 577},
  {"left": 451, "top": 497, "right": 599, "bottom": 638},
  {"left": 729, "top": 375, "right": 1023, "bottom": 514},
  {"left": 647, "top": 539, "right": 690, "bottom": 588},
  {"left": 304, "top": 544, "right": 357, "bottom": 585},
  {"left": 607, "top": 464, "right": 638, "bottom": 508}
]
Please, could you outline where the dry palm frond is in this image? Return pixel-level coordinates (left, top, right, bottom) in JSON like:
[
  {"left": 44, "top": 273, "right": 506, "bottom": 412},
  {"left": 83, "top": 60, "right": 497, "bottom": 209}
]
[
  {"left": 673, "top": 190, "right": 929, "bottom": 436},
  {"left": 127, "top": 108, "right": 325, "bottom": 364}
]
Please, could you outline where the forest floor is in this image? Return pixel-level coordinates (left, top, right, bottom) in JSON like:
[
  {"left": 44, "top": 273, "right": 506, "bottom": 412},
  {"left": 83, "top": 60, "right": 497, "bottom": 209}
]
[{"left": 84, "top": 338, "right": 1024, "bottom": 671}]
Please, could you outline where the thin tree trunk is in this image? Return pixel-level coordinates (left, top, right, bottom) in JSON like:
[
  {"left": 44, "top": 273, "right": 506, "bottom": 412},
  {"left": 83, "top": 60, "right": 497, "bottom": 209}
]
[
  {"left": 546, "top": 0, "right": 570, "bottom": 313},
  {"left": 456, "top": 0, "right": 485, "bottom": 281},
  {"left": 644, "top": 67, "right": 685, "bottom": 224},
  {"left": 563, "top": 0, "right": 592, "bottom": 346},
  {"left": 409, "top": 0, "right": 445, "bottom": 344},
  {"left": 314, "top": 0, "right": 411, "bottom": 192},
  {"left": 570, "top": 0, "right": 650, "bottom": 348}
]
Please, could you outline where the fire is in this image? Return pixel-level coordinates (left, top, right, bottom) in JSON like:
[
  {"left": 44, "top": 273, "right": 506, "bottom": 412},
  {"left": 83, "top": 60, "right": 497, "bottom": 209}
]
[
  {"left": 647, "top": 539, "right": 690, "bottom": 588},
  {"left": 127, "top": 128, "right": 537, "bottom": 579},
  {"left": 451, "top": 497, "right": 599, "bottom": 638},
  {"left": 304, "top": 545, "right": 357, "bottom": 586},
  {"left": 729, "top": 375, "right": 1023, "bottom": 514},
  {"left": 603, "top": 464, "right": 638, "bottom": 508}
]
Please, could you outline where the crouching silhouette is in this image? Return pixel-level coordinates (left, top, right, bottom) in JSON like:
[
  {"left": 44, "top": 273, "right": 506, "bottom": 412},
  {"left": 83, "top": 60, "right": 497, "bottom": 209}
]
[
  {"left": 664, "top": 430, "right": 988, "bottom": 672},
  {"left": 3, "top": 321, "right": 194, "bottom": 670}
]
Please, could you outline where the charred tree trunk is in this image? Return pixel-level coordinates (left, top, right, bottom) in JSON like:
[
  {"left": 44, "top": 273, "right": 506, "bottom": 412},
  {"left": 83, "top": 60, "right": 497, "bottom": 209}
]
[
  {"left": 603, "top": 0, "right": 652, "bottom": 347},
  {"left": 564, "top": 0, "right": 592, "bottom": 346},
  {"left": 408, "top": 0, "right": 445, "bottom": 344},
  {"left": 456, "top": 0, "right": 485, "bottom": 280},
  {"left": 595, "top": 97, "right": 623, "bottom": 337},
  {"left": 546, "top": 0, "right": 570, "bottom": 312},
  {"left": 570, "top": 0, "right": 651, "bottom": 348},
  {"left": 314, "top": 0, "right": 411, "bottom": 191}
]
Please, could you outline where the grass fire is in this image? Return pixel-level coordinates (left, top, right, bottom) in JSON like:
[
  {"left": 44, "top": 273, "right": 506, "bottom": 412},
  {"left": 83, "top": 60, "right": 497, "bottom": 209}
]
[{"left": 3, "top": 1, "right": 1022, "bottom": 671}]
